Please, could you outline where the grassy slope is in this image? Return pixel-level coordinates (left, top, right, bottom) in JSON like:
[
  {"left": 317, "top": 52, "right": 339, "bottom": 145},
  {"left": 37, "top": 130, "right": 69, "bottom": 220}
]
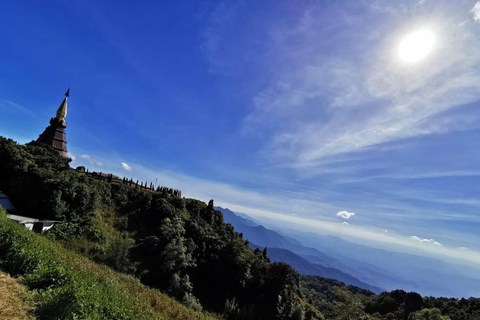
[
  {"left": 0, "top": 271, "right": 34, "bottom": 320},
  {"left": 0, "top": 209, "right": 219, "bottom": 320}
]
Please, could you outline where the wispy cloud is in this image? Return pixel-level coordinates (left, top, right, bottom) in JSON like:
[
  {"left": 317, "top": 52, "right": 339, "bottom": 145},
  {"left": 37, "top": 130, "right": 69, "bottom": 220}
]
[
  {"left": 201, "top": 1, "right": 246, "bottom": 74},
  {"left": 80, "top": 154, "right": 103, "bottom": 167},
  {"left": 121, "top": 162, "right": 132, "bottom": 171},
  {"left": 471, "top": 1, "right": 480, "bottom": 22},
  {"left": 77, "top": 152, "right": 480, "bottom": 266},
  {"left": 337, "top": 170, "right": 480, "bottom": 184},
  {"left": 0, "top": 99, "right": 34, "bottom": 117},
  {"left": 410, "top": 235, "right": 443, "bottom": 246},
  {"left": 229, "top": 201, "right": 480, "bottom": 265},
  {"left": 204, "top": 1, "right": 480, "bottom": 170},
  {"left": 67, "top": 152, "right": 76, "bottom": 162}
]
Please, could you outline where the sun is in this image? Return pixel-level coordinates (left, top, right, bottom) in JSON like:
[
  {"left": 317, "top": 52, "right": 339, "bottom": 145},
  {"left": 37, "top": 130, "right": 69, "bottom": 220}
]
[{"left": 398, "top": 30, "right": 436, "bottom": 63}]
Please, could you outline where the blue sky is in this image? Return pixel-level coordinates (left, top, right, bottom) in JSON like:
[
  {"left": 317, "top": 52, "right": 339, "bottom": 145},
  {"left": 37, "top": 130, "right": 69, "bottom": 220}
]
[{"left": 1, "top": 0, "right": 480, "bottom": 265}]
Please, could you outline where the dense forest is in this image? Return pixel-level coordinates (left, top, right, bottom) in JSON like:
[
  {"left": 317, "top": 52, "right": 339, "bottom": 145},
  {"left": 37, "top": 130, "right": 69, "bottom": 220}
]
[{"left": 0, "top": 136, "right": 479, "bottom": 320}]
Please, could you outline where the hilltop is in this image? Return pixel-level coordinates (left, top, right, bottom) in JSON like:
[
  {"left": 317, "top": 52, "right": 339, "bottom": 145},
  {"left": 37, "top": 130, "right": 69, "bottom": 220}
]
[
  {"left": 0, "top": 136, "right": 479, "bottom": 320},
  {"left": 0, "top": 136, "right": 320, "bottom": 319}
]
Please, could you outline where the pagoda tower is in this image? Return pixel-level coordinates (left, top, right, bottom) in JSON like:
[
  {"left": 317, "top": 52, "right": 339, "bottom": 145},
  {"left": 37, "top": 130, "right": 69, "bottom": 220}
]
[{"left": 36, "top": 89, "right": 70, "bottom": 158}]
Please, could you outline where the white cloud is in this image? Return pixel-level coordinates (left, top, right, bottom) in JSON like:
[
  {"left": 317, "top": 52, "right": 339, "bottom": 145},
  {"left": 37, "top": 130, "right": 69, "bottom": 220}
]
[
  {"left": 337, "top": 210, "right": 355, "bottom": 219},
  {"left": 67, "top": 152, "right": 76, "bottom": 162},
  {"left": 471, "top": 1, "right": 480, "bottom": 22},
  {"left": 342, "top": 221, "right": 349, "bottom": 225},
  {"left": 121, "top": 162, "right": 132, "bottom": 171},
  {"left": 410, "top": 236, "right": 443, "bottom": 246},
  {"left": 228, "top": 202, "right": 480, "bottom": 265},
  {"left": 216, "top": 1, "right": 480, "bottom": 169},
  {"left": 80, "top": 154, "right": 103, "bottom": 167},
  {"left": 61, "top": 153, "right": 480, "bottom": 266}
]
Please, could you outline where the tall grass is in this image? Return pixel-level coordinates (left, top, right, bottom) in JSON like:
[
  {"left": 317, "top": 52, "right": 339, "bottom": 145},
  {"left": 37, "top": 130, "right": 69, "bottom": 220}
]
[
  {"left": 0, "top": 209, "right": 219, "bottom": 320},
  {"left": 0, "top": 271, "right": 34, "bottom": 320}
]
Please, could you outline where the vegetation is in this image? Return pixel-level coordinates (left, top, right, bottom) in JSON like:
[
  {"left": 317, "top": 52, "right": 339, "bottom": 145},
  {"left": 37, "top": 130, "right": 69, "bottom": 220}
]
[
  {"left": 0, "top": 136, "right": 478, "bottom": 319},
  {"left": 300, "top": 275, "right": 480, "bottom": 320},
  {"left": 0, "top": 270, "right": 33, "bottom": 320},
  {"left": 0, "top": 207, "right": 217, "bottom": 320},
  {"left": 0, "top": 136, "right": 321, "bottom": 319}
]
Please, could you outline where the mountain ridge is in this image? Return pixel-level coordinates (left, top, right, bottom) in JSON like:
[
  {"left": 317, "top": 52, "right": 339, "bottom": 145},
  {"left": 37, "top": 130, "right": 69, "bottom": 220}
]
[
  {"left": 216, "top": 206, "right": 480, "bottom": 298},
  {"left": 216, "top": 206, "right": 383, "bottom": 293}
]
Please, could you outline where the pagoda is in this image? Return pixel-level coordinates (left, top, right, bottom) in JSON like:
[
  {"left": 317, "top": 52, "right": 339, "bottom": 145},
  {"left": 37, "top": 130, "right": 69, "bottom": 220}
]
[{"left": 36, "top": 89, "right": 70, "bottom": 158}]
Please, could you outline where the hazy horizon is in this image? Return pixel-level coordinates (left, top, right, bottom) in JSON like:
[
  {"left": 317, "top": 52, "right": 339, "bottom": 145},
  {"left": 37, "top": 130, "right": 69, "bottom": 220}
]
[{"left": 1, "top": 0, "right": 480, "bottom": 276}]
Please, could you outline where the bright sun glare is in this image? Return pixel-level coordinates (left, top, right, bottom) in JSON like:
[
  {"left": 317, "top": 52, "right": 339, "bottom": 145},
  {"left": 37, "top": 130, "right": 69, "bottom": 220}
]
[{"left": 398, "top": 30, "right": 435, "bottom": 63}]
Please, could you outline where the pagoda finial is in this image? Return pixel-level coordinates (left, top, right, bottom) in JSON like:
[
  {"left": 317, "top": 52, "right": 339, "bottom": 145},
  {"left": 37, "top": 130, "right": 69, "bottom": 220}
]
[
  {"left": 35, "top": 89, "right": 70, "bottom": 158},
  {"left": 55, "top": 88, "right": 69, "bottom": 124}
]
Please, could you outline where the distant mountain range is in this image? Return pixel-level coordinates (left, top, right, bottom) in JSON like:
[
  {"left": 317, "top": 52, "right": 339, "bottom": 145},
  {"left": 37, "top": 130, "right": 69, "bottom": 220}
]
[
  {"left": 216, "top": 207, "right": 383, "bottom": 293},
  {"left": 216, "top": 206, "right": 480, "bottom": 298}
]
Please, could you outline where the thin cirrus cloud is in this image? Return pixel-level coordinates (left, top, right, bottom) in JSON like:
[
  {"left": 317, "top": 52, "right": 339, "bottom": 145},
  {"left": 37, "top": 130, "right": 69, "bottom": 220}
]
[
  {"left": 0, "top": 99, "right": 34, "bottom": 117},
  {"left": 410, "top": 235, "right": 443, "bottom": 246},
  {"left": 63, "top": 152, "right": 480, "bottom": 265},
  {"left": 472, "top": 1, "right": 480, "bottom": 22},
  {"left": 336, "top": 170, "right": 480, "bottom": 185},
  {"left": 80, "top": 154, "right": 103, "bottom": 167},
  {"left": 203, "top": 1, "right": 480, "bottom": 170}
]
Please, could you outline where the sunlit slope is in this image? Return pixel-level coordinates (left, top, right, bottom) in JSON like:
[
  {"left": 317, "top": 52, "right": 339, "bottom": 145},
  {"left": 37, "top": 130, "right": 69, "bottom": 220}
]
[
  {"left": 0, "top": 208, "right": 217, "bottom": 320},
  {"left": 0, "top": 271, "right": 33, "bottom": 320}
]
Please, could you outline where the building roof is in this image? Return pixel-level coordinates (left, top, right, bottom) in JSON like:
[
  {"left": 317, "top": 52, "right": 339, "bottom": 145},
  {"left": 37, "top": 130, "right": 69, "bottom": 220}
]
[
  {"left": 0, "top": 191, "right": 16, "bottom": 211},
  {"left": 6, "top": 214, "right": 59, "bottom": 224}
]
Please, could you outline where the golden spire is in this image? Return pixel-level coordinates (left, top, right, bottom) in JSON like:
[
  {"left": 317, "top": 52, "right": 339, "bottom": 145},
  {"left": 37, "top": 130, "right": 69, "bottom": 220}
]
[{"left": 55, "top": 88, "right": 69, "bottom": 125}]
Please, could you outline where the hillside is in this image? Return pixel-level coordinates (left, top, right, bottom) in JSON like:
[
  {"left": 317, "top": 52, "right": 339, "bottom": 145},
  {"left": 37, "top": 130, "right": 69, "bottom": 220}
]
[
  {"left": 0, "top": 208, "right": 217, "bottom": 320},
  {"left": 0, "top": 271, "right": 33, "bottom": 320},
  {"left": 0, "top": 137, "right": 322, "bottom": 320},
  {"left": 255, "top": 247, "right": 383, "bottom": 293},
  {"left": 1, "top": 136, "right": 480, "bottom": 320}
]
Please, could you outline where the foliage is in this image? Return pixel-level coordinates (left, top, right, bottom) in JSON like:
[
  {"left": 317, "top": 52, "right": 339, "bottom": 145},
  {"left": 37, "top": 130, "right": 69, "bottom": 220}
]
[
  {"left": 0, "top": 207, "right": 216, "bottom": 320},
  {"left": 301, "top": 275, "right": 479, "bottom": 320},
  {"left": 2, "top": 136, "right": 478, "bottom": 320},
  {"left": 0, "top": 137, "right": 323, "bottom": 319},
  {"left": 408, "top": 309, "right": 450, "bottom": 320}
]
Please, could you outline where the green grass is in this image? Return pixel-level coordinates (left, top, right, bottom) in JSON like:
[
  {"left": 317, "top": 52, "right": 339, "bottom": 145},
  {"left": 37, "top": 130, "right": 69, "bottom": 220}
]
[{"left": 0, "top": 209, "right": 219, "bottom": 320}]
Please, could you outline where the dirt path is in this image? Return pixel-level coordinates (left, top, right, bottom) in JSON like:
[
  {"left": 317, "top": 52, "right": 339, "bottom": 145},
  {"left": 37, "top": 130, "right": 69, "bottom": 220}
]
[{"left": 0, "top": 271, "right": 33, "bottom": 320}]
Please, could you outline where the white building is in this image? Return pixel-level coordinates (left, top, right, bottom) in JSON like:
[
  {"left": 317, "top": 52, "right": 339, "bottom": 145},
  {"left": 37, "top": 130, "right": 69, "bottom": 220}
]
[
  {"left": 1, "top": 191, "right": 58, "bottom": 234},
  {"left": 6, "top": 214, "right": 58, "bottom": 234}
]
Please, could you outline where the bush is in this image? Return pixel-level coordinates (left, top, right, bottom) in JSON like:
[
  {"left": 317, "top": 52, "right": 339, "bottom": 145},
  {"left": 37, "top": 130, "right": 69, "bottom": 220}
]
[{"left": 0, "top": 208, "right": 217, "bottom": 320}]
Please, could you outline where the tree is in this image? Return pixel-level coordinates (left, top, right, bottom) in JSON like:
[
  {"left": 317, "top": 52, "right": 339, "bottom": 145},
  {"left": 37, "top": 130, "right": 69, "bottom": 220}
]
[
  {"left": 408, "top": 308, "right": 450, "bottom": 320},
  {"left": 405, "top": 292, "right": 423, "bottom": 316},
  {"left": 0, "top": 136, "right": 329, "bottom": 320},
  {"left": 332, "top": 287, "right": 367, "bottom": 320}
]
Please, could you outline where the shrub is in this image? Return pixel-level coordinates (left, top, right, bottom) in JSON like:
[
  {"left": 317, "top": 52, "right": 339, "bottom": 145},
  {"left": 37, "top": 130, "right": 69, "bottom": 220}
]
[{"left": 0, "top": 208, "right": 217, "bottom": 320}]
